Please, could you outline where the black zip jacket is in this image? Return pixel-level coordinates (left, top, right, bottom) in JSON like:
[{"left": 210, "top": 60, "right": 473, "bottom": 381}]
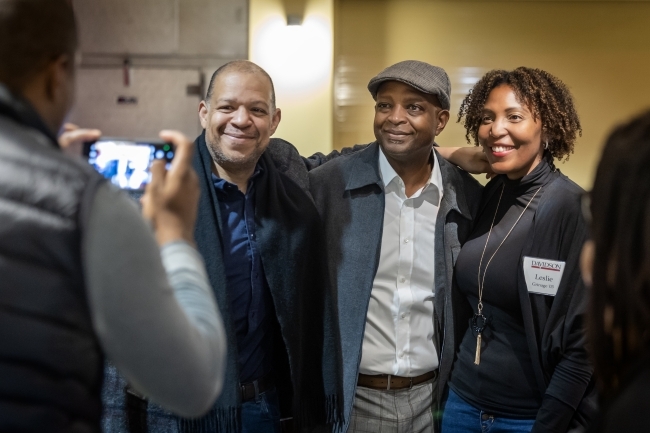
[{"left": 439, "top": 168, "right": 597, "bottom": 433}]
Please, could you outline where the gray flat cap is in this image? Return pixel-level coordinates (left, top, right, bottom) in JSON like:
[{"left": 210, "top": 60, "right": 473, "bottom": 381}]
[{"left": 367, "top": 60, "right": 451, "bottom": 110}]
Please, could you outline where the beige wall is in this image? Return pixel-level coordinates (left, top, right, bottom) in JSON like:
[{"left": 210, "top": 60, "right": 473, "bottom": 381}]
[
  {"left": 334, "top": 0, "right": 650, "bottom": 188},
  {"left": 250, "top": 0, "right": 334, "bottom": 156}
]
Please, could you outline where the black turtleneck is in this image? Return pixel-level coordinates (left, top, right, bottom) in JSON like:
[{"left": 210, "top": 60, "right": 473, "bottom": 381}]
[{"left": 449, "top": 159, "right": 556, "bottom": 418}]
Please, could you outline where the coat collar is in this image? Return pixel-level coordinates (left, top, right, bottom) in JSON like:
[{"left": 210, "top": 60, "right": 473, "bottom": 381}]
[
  {"left": 343, "top": 142, "right": 383, "bottom": 191},
  {"left": 0, "top": 84, "right": 59, "bottom": 146},
  {"left": 341, "top": 141, "right": 474, "bottom": 221},
  {"left": 436, "top": 148, "right": 474, "bottom": 221}
]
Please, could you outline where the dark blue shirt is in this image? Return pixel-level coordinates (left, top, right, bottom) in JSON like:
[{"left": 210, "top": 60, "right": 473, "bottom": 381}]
[{"left": 212, "top": 167, "right": 274, "bottom": 384}]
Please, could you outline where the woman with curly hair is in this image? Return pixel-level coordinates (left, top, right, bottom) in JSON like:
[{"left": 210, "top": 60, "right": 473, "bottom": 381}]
[
  {"left": 438, "top": 67, "right": 596, "bottom": 433},
  {"left": 581, "top": 110, "right": 650, "bottom": 433}
]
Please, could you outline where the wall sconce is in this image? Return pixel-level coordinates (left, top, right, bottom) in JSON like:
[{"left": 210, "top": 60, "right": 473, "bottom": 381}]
[
  {"left": 283, "top": 0, "right": 305, "bottom": 26},
  {"left": 286, "top": 14, "right": 302, "bottom": 26},
  {"left": 252, "top": 11, "right": 332, "bottom": 96}
]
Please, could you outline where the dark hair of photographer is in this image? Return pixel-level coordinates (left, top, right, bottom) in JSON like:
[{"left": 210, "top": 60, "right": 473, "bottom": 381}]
[
  {"left": 587, "top": 110, "right": 650, "bottom": 398},
  {"left": 0, "top": 0, "right": 77, "bottom": 93},
  {"left": 458, "top": 66, "right": 582, "bottom": 163}
]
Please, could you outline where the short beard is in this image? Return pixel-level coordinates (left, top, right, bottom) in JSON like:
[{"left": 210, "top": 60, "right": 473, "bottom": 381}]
[{"left": 205, "top": 135, "right": 265, "bottom": 175}]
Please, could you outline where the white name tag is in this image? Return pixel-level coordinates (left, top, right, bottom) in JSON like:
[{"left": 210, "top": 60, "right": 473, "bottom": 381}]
[{"left": 523, "top": 256, "right": 565, "bottom": 296}]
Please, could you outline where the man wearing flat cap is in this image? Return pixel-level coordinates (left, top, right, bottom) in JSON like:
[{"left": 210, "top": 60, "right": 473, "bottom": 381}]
[{"left": 309, "top": 60, "right": 483, "bottom": 432}]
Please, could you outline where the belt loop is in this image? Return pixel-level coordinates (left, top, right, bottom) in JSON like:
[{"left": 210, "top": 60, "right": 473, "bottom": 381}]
[
  {"left": 387, "top": 374, "right": 391, "bottom": 391},
  {"left": 253, "top": 380, "right": 260, "bottom": 401},
  {"left": 409, "top": 376, "right": 414, "bottom": 389}
]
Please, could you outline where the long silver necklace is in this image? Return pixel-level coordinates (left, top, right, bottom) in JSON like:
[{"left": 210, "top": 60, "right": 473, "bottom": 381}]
[{"left": 473, "top": 183, "right": 542, "bottom": 365}]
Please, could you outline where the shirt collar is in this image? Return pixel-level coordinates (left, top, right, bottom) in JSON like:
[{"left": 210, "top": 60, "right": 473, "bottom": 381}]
[
  {"left": 378, "top": 146, "right": 400, "bottom": 188},
  {"left": 211, "top": 163, "right": 264, "bottom": 194},
  {"left": 378, "top": 146, "right": 443, "bottom": 198}
]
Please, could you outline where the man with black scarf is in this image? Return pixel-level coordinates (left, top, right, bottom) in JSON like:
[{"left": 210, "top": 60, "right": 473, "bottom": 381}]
[
  {"left": 188, "top": 60, "right": 344, "bottom": 432},
  {"left": 102, "top": 60, "right": 346, "bottom": 433}
]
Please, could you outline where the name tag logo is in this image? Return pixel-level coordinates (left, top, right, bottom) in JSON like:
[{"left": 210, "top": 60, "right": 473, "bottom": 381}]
[
  {"left": 523, "top": 256, "right": 566, "bottom": 296},
  {"left": 530, "top": 260, "right": 562, "bottom": 271}
]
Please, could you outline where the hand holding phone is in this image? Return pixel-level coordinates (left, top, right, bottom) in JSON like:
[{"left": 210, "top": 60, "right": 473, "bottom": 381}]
[
  {"left": 141, "top": 130, "right": 199, "bottom": 246},
  {"left": 59, "top": 123, "right": 101, "bottom": 158},
  {"left": 84, "top": 137, "right": 175, "bottom": 191}
]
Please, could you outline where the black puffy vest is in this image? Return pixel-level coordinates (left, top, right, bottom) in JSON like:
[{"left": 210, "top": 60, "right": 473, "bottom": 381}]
[{"left": 0, "top": 92, "right": 105, "bottom": 433}]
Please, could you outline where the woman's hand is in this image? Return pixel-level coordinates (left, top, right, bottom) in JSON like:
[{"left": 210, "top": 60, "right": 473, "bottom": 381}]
[{"left": 437, "top": 146, "right": 495, "bottom": 179}]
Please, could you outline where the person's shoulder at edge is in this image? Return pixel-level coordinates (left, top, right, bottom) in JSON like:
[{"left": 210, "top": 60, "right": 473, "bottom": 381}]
[{"left": 604, "top": 364, "right": 650, "bottom": 431}]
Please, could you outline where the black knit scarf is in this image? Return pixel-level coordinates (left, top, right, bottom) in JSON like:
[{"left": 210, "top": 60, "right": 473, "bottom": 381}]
[{"left": 179, "top": 132, "right": 342, "bottom": 432}]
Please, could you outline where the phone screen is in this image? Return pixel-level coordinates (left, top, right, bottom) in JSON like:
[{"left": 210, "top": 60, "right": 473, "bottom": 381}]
[{"left": 84, "top": 138, "right": 174, "bottom": 191}]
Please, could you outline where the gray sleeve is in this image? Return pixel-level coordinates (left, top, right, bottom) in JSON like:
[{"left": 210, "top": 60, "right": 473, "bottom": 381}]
[{"left": 83, "top": 183, "right": 226, "bottom": 417}]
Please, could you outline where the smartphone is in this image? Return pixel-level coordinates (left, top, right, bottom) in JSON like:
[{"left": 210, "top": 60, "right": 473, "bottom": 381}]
[{"left": 83, "top": 137, "right": 175, "bottom": 191}]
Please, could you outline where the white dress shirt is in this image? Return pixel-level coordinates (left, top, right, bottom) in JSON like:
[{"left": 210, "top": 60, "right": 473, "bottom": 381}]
[{"left": 358, "top": 147, "right": 443, "bottom": 377}]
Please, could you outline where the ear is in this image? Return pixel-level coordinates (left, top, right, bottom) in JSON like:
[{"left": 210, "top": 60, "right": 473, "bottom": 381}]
[
  {"left": 269, "top": 107, "right": 282, "bottom": 136},
  {"left": 580, "top": 240, "right": 594, "bottom": 288},
  {"left": 198, "top": 100, "right": 209, "bottom": 129},
  {"left": 44, "top": 54, "right": 73, "bottom": 102},
  {"left": 435, "top": 109, "right": 450, "bottom": 136}
]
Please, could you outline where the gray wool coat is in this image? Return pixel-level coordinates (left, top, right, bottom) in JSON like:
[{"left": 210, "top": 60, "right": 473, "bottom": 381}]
[{"left": 308, "top": 142, "right": 483, "bottom": 430}]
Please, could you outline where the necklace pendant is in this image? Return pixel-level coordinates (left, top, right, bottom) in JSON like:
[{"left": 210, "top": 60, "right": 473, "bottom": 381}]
[{"left": 474, "top": 332, "right": 482, "bottom": 365}]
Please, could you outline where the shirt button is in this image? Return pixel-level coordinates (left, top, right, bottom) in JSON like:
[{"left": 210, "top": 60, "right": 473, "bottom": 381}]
[
  {"left": 398, "top": 352, "right": 404, "bottom": 358},
  {"left": 400, "top": 277, "right": 406, "bottom": 283},
  {"left": 401, "top": 313, "right": 407, "bottom": 319},
  {"left": 404, "top": 238, "right": 410, "bottom": 243}
]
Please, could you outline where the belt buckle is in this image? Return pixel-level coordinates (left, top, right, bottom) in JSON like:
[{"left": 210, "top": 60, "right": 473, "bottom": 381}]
[{"left": 240, "top": 380, "right": 262, "bottom": 402}]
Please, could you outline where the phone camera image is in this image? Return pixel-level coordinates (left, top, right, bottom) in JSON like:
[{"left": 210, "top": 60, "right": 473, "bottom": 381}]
[{"left": 86, "top": 139, "right": 174, "bottom": 191}]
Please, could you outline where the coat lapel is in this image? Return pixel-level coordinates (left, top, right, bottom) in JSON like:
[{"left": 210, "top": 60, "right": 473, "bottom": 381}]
[
  {"left": 342, "top": 142, "right": 385, "bottom": 286},
  {"left": 330, "top": 143, "right": 386, "bottom": 421}
]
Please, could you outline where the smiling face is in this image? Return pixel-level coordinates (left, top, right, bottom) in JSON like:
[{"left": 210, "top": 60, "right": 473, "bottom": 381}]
[
  {"left": 478, "top": 84, "right": 544, "bottom": 180},
  {"left": 198, "top": 70, "right": 281, "bottom": 172},
  {"left": 373, "top": 81, "right": 449, "bottom": 164}
]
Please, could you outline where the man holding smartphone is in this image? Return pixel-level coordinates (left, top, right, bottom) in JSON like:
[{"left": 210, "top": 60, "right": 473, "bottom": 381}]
[{"left": 0, "top": 1, "right": 227, "bottom": 431}]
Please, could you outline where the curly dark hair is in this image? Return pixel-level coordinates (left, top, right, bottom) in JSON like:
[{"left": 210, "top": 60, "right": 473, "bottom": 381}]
[
  {"left": 457, "top": 67, "right": 582, "bottom": 161},
  {"left": 588, "top": 109, "right": 650, "bottom": 397}
]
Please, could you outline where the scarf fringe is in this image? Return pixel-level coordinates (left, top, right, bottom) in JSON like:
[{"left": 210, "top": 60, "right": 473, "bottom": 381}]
[
  {"left": 295, "top": 393, "right": 345, "bottom": 432},
  {"left": 178, "top": 406, "right": 240, "bottom": 433}
]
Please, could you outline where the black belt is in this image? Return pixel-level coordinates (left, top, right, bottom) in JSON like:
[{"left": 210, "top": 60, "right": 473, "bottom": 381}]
[{"left": 240, "top": 374, "right": 275, "bottom": 401}]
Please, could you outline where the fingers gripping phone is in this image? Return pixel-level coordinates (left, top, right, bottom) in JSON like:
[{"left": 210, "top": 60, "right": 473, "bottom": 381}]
[{"left": 83, "top": 138, "right": 175, "bottom": 191}]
